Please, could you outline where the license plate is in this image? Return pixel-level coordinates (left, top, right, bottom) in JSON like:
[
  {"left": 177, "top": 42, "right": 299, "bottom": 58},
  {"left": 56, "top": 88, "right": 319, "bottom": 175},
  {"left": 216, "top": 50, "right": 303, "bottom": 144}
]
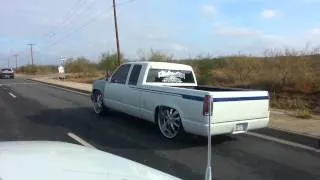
[
  {"left": 5, "top": 75, "right": 10, "bottom": 78},
  {"left": 234, "top": 123, "right": 248, "bottom": 133}
]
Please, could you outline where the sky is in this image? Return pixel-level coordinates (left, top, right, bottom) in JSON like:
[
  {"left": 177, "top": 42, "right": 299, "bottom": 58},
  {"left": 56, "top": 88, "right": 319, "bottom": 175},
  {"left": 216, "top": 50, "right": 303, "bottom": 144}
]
[{"left": 1, "top": 0, "right": 320, "bottom": 66}]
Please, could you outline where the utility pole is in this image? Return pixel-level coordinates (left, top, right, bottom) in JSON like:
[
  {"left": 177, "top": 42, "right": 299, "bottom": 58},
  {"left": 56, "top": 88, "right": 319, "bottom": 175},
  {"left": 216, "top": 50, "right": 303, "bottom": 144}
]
[
  {"left": 14, "top": 54, "right": 19, "bottom": 69},
  {"left": 27, "top": 43, "right": 35, "bottom": 67},
  {"left": 112, "top": 0, "right": 121, "bottom": 66}
]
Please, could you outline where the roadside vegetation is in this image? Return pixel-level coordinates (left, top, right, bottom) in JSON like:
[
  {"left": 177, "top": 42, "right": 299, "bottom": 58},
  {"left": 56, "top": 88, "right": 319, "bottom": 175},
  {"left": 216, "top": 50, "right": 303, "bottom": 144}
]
[{"left": 16, "top": 48, "right": 320, "bottom": 116}]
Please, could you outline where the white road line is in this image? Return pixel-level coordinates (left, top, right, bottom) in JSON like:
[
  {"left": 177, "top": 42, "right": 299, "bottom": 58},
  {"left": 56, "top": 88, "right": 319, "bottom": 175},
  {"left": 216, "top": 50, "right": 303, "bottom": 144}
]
[
  {"left": 8, "top": 92, "right": 16, "bottom": 98},
  {"left": 247, "top": 132, "right": 320, "bottom": 153},
  {"left": 35, "top": 81, "right": 90, "bottom": 97},
  {"left": 0, "top": 82, "right": 37, "bottom": 86},
  {"left": 67, "top": 132, "right": 96, "bottom": 149}
]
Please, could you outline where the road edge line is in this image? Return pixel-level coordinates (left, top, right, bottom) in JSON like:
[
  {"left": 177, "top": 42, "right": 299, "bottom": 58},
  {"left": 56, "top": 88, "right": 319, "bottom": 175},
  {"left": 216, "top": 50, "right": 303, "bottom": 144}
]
[
  {"left": 247, "top": 132, "right": 320, "bottom": 153},
  {"left": 28, "top": 78, "right": 90, "bottom": 96},
  {"left": 252, "top": 128, "right": 320, "bottom": 150},
  {"left": 8, "top": 92, "right": 16, "bottom": 98},
  {"left": 67, "top": 132, "right": 96, "bottom": 149}
]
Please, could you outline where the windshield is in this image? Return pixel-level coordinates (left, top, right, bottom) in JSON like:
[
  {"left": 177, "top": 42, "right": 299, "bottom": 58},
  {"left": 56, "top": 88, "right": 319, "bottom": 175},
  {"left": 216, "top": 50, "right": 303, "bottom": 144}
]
[
  {"left": 146, "top": 68, "right": 195, "bottom": 83},
  {"left": 1, "top": 68, "right": 12, "bottom": 71}
]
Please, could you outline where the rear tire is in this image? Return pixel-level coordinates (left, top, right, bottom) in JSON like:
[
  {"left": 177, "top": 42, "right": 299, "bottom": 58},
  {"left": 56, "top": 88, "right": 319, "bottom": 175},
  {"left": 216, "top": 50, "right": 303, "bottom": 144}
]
[{"left": 156, "top": 106, "right": 184, "bottom": 140}]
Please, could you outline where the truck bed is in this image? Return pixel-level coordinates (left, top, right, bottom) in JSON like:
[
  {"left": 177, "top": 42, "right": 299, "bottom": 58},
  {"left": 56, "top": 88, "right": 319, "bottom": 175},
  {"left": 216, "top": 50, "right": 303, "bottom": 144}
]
[{"left": 174, "top": 85, "right": 249, "bottom": 92}]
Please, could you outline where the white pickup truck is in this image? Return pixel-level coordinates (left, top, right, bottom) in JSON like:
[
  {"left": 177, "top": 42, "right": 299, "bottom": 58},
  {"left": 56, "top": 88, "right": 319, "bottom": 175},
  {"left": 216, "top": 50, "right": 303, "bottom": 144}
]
[{"left": 91, "top": 61, "right": 270, "bottom": 139}]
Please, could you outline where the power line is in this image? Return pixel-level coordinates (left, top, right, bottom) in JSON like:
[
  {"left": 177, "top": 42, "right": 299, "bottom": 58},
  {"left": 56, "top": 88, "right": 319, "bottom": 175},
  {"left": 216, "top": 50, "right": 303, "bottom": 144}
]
[
  {"left": 8, "top": 0, "right": 137, "bottom": 64},
  {"left": 45, "top": 0, "right": 100, "bottom": 42},
  {"left": 38, "top": 0, "right": 102, "bottom": 52},
  {"left": 1, "top": 1, "right": 88, "bottom": 62},
  {"left": 39, "top": 10, "right": 110, "bottom": 51},
  {"left": 117, "top": 0, "right": 137, "bottom": 6},
  {"left": 38, "top": 0, "right": 137, "bottom": 52},
  {"left": 44, "top": 0, "right": 87, "bottom": 38}
]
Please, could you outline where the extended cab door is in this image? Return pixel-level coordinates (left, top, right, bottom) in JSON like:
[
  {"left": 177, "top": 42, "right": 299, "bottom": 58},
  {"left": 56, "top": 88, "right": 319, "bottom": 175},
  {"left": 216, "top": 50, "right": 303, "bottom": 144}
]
[
  {"left": 103, "top": 64, "right": 131, "bottom": 111},
  {"left": 121, "top": 64, "right": 143, "bottom": 118}
]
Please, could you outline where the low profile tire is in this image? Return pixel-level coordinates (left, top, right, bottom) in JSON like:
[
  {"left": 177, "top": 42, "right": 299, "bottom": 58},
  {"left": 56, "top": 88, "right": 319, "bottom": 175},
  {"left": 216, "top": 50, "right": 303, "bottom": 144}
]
[
  {"left": 157, "top": 106, "right": 184, "bottom": 139},
  {"left": 92, "top": 90, "right": 106, "bottom": 115}
]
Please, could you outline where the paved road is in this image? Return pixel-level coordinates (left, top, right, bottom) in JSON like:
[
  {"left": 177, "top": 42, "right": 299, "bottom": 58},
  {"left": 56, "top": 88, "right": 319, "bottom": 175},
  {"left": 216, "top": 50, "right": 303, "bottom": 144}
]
[{"left": 0, "top": 78, "right": 319, "bottom": 180}]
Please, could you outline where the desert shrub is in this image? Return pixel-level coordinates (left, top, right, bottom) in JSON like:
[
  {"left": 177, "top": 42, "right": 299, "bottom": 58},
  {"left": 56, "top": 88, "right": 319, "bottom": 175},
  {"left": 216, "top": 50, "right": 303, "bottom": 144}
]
[
  {"left": 98, "top": 52, "right": 124, "bottom": 72},
  {"left": 65, "top": 57, "right": 97, "bottom": 73}
]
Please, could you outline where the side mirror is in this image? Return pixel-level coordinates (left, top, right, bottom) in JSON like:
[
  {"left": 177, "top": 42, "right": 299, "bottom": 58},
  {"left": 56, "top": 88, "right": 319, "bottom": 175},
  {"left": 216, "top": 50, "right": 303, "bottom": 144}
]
[
  {"left": 105, "top": 71, "right": 112, "bottom": 82},
  {"left": 107, "top": 77, "right": 111, "bottom": 83}
]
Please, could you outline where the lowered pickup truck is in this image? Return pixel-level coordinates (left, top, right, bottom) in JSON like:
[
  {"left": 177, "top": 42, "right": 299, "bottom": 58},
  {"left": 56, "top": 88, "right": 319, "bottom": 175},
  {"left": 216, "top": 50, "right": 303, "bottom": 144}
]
[{"left": 91, "top": 62, "right": 270, "bottom": 139}]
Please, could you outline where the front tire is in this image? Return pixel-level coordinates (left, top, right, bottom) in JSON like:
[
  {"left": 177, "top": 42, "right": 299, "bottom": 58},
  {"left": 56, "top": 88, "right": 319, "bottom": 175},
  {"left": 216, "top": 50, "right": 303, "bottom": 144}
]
[
  {"left": 92, "top": 90, "right": 106, "bottom": 115},
  {"left": 157, "top": 106, "right": 183, "bottom": 139}
]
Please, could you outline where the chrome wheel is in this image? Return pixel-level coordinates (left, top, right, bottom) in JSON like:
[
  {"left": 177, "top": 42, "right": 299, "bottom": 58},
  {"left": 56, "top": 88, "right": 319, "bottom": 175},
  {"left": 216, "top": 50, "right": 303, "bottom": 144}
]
[
  {"left": 92, "top": 91, "right": 104, "bottom": 114},
  {"left": 157, "top": 107, "right": 182, "bottom": 139}
]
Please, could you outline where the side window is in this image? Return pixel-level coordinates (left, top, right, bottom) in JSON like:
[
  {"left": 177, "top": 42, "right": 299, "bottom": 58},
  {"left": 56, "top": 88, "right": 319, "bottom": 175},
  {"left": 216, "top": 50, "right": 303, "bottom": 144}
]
[
  {"left": 111, "top": 64, "right": 131, "bottom": 84},
  {"left": 128, "top": 65, "right": 142, "bottom": 85}
]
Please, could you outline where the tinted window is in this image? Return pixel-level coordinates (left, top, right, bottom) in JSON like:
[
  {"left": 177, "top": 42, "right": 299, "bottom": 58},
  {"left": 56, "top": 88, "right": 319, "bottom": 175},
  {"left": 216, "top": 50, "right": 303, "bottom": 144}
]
[
  {"left": 146, "top": 69, "right": 195, "bottom": 83},
  {"left": 111, "top": 64, "right": 131, "bottom": 84},
  {"left": 1, "top": 68, "right": 12, "bottom": 71},
  {"left": 128, "top": 65, "right": 142, "bottom": 85}
]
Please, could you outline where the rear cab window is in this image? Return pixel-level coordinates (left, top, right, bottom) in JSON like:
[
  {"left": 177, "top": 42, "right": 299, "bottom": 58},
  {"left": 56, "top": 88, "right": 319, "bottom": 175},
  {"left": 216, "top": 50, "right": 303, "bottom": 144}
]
[{"left": 146, "top": 68, "right": 195, "bottom": 84}]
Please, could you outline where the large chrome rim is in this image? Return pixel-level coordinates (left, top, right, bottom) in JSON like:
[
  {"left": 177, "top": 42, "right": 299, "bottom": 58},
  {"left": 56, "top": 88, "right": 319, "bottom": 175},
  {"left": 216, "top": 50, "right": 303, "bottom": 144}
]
[
  {"left": 93, "top": 92, "right": 103, "bottom": 114},
  {"left": 158, "top": 107, "right": 181, "bottom": 139}
]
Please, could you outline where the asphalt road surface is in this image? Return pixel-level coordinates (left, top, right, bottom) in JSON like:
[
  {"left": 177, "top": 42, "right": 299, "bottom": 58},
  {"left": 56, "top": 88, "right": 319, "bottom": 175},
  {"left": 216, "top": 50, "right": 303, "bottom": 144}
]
[{"left": 0, "top": 78, "right": 319, "bottom": 180}]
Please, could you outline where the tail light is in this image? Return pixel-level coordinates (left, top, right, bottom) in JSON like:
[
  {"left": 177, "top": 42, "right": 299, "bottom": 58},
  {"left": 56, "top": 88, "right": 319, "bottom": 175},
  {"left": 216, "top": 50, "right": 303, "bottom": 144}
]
[{"left": 203, "top": 95, "right": 211, "bottom": 116}]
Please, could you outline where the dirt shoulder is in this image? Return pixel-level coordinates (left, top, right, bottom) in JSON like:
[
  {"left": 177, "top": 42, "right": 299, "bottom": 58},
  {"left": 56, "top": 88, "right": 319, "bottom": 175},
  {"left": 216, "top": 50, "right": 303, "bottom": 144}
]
[{"left": 269, "top": 110, "right": 320, "bottom": 137}]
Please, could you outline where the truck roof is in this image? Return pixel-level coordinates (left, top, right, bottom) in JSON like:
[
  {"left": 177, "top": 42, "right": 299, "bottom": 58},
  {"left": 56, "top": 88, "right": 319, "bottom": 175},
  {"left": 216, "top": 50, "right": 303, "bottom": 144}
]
[{"left": 124, "top": 61, "right": 193, "bottom": 71}]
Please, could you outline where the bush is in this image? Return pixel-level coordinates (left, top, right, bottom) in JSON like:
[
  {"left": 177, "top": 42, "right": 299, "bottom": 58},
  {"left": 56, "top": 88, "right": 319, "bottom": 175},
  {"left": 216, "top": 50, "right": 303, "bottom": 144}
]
[
  {"left": 295, "top": 109, "right": 313, "bottom": 119},
  {"left": 98, "top": 52, "right": 124, "bottom": 72},
  {"left": 16, "top": 65, "right": 57, "bottom": 75},
  {"left": 65, "top": 57, "right": 97, "bottom": 73}
]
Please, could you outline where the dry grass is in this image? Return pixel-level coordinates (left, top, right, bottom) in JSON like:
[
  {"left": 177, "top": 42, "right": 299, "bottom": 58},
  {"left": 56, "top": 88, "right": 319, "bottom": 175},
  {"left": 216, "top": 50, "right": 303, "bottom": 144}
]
[
  {"left": 65, "top": 72, "right": 106, "bottom": 84},
  {"left": 294, "top": 109, "right": 313, "bottom": 119},
  {"left": 16, "top": 65, "right": 57, "bottom": 75},
  {"left": 180, "top": 49, "right": 320, "bottom": 116}
]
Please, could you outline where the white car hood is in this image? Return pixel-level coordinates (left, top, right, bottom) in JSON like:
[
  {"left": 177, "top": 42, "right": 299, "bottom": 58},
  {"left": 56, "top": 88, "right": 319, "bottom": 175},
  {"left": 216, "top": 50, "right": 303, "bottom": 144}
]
[{"left": 0, "top": 141, "right": 181, "bottom": 180}]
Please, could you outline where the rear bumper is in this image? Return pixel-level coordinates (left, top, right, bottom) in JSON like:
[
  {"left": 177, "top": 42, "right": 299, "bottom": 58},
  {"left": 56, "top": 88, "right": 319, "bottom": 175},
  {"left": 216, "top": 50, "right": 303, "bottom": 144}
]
[
  {"left": 0, "top": 74, "right": 14, "bottom": 78},
  {"left": 182, "top": 117, "right": 269, "bottom": 136}
]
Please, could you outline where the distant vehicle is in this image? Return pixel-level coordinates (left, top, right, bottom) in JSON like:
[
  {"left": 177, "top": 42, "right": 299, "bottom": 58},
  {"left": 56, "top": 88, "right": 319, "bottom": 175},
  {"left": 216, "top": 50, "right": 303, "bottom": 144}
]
[
  {"left": 0, "top": 141, "right": 181, "bottom": 180},
  {"left": 0, "top": 68, "right": 14, "bottom": 79},
  {"left": 91, "top": 62, "right": 270, "bottom": 139}
]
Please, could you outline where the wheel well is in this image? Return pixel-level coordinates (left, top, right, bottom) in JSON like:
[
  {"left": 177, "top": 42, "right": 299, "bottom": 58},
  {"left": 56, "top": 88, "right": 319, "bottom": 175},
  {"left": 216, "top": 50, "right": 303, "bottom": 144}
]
[
  {"left": 93, "top": 89, "right": 100, "bottom": 93},
  {"left": 92, "top": 89, "right": 102, "bottom": 101}
]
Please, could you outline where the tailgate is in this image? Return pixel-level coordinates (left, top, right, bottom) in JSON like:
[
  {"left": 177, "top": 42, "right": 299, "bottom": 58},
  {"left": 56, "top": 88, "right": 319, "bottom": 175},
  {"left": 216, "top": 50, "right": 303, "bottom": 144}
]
[{"left": 210, "top": 91, "right": 269, "bottom": 124}]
